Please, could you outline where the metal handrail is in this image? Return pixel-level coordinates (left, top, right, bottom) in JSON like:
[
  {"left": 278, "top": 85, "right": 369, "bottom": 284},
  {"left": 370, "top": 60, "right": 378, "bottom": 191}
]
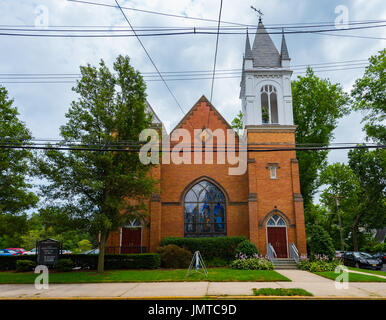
[
  {"left": 289, "top": 243, "right": 299, "bottom": 264},
  {"left": 267, "top": 243, "right": 277, "bottom": 261}
]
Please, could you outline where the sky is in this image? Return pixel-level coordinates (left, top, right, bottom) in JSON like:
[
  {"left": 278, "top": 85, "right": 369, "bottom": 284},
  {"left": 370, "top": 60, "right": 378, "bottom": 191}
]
[{"left": 1, "top": 0, "right": 385, "bottom": 198}]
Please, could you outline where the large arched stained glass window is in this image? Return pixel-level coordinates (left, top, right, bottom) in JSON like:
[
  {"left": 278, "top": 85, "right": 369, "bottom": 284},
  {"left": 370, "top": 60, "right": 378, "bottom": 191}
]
[{"left": 184, "top": 180, "right": 226, "bottom": 237}]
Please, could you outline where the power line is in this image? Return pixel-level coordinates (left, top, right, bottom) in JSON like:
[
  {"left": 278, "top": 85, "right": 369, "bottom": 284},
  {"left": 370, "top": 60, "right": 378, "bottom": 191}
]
[
  {"left": 0, "top": 59, "right": 368, "bottom": 77},
  {"left": 0, "top": 143, "right": 384, "bottom": 153},
  {"left": 0, "top": 23, "right": 385, "bottom": 38},
  {"left": 209, "top": 0, "right": 223, "bottom": 103},
  {"left": 112, "top": 0, "right": 185, "bottom": 117}
]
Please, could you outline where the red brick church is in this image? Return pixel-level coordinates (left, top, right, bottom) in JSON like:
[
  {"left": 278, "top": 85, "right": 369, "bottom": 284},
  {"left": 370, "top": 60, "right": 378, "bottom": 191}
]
[{"left": 106, "top": 20, "right": 307, "bottom": 258}]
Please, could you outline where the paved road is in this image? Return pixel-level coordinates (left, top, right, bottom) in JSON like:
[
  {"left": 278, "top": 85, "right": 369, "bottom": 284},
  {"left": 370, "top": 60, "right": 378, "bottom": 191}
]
[{"left": 0, "top": 270, "right": 384, "bottom": 299}]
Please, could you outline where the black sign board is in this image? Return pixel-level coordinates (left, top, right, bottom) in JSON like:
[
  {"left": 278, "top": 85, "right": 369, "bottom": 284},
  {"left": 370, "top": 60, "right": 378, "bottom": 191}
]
[{"left": 37, "top": 239, "right": 61, "bottom": 266}]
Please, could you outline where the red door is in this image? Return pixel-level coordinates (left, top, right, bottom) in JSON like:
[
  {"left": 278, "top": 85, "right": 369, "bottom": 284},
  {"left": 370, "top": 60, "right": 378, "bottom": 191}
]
[
  {"left": 267, "top": 227, "right": 288, "bottom": 258},
  {"left": 121, "top": 228, "right": 141, "bottom": 253}
]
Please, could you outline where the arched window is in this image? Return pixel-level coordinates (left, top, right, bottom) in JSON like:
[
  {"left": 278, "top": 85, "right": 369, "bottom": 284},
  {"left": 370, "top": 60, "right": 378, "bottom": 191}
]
[
  {"left": 267, "top": 214, "right": 286, "bottom": 227},
  {"left": 260, "top": 85, "right": 278, "bottom": 124},
  {"left": 184, "top": 180, "right": 226, "bottom": 237}
]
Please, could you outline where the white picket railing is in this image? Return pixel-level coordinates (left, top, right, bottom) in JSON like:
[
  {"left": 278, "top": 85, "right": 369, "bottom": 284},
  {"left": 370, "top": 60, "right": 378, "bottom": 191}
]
[
  {"left": 289, "top": 243, "right": 299, "bottom": 264},
  {"left": 267, "top": 243, "right": 277, "bottom": 261}
]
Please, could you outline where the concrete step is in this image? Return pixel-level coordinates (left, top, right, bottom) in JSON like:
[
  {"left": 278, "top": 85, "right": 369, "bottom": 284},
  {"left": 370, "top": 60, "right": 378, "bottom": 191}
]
[
  {"left": 274, "top": 265, "right": 298, "bottom": 269},
  {"left": 272, "top": 258, "right": 298, "bottom": 270}
]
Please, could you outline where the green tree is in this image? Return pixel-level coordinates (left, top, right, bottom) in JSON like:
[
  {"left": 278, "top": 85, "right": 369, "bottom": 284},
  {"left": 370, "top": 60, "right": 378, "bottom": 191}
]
[
  {"left": 319, "top": 163, "right": 361, "bottom": 251},
  {"left": 351, "top": 49, "right": 385, "bottom": 143},
  {"left": 307, "top": 224, "right": 335, "bottom": 259},
  {"left": 292, "top": 68, "right": 350, "bottom": 206},
  {"left": 35, "top": 55, "right": 156, "bottom": 273},
  {"left": 231, "top": 111, "right": 243, "bottom": 134},
  {"left": 347, "top": 147, "right": 386, "bottom": 251},
  {"left": 0, "top": 86, "right": 38, "bottom": 247}
]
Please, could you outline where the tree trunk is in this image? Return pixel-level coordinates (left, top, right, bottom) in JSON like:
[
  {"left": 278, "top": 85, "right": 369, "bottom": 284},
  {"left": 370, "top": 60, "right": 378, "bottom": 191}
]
[
  {"left": 97, "top": 231, "right": 108, "bottom": 273},
  {"left": 352, "top": 213, "right": 363, "bottom": 252}
]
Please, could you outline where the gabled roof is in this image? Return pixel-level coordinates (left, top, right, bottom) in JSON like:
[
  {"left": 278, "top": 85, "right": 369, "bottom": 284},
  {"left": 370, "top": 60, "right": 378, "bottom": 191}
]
[
  {"left": 171, "top": 95, "right": 234, "bottom": 133},
  {"left": 146, "top": 100, "right": 162, "bottom": 125},
  {"left": 251, "top": 21, "right": 281, "bottom": 67}
]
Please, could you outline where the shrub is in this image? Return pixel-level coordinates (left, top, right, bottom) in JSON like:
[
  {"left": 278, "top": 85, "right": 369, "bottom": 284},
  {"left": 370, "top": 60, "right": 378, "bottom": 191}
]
[
  {"left": 235, "top": 240, "right": 259, "bottom": 258},
  {"left": 160, "top": 236, "right": 247, "bottom": 262},
  {"left": 297, "top": 254, "right": 341, "bottom": 272},
  {"left": 55, "top": 259, "right": 73, "bottom": 272},
  {"left": 0, "top": 253, "right": 161, "bottom": 271},
  {"left": 230, "top": 255, "right": 274, "bottom": 270},
  {"left": 157, "top": 245, "right": 192, "bottom": 268},
  {"left": 15, "top": 260, "right": 36, "bottom": 272},
  {"left": 307, "top": 225, "right": 335, "bottom": 259}
]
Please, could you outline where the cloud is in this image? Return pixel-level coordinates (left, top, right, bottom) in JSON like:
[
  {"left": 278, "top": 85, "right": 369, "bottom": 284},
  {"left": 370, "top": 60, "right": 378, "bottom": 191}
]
[{"left": 1, "top": 0, "right": 384, "bottom": 153}]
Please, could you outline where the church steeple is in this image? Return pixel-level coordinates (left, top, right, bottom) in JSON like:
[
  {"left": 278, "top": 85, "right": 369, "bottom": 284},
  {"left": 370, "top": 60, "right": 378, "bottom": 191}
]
[
  {"left": 251, "top": 20, "right": 281, "bottom": 67},
  {"left": 240, "top": 17, "right": 294, "bottom": 128}
]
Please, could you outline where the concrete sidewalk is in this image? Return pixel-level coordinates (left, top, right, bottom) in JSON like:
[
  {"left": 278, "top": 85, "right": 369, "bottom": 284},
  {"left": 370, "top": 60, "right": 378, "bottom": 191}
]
[{"left": 0, "top": 270, "right": 384, "bottom": 299}]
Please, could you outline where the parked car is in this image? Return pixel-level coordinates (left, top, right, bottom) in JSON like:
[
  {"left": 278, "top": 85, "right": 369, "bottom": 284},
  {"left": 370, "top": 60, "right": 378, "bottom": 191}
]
[
  {"left": 82, "top": 248, "right": 99, "bottom": 255},
  {"left": 0, "top": 249, "right": 18, "bottom": 256},
  {"left": 23, "top": 248, "right": 37, "bottom": 255},
  {"left": 60, "top": 250, "right": 72, "bottom": 254},
  {"left": 342, "top": 251, "right": 383, "bottom": 270},
  {"left": 6, "top": 248, "right": 25, "bottom": 255},
  {"left": 335, "top": 251, "right": 344, "bottom": 259},
  {"left": 372, "top": 252, "right": 385, "bottom": 264}
]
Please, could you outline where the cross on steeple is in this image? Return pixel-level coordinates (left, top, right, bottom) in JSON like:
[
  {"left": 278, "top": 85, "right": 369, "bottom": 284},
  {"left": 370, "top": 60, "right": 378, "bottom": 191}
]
[{"left": 250, "top": 6, "right": 263, "bottom": 22}]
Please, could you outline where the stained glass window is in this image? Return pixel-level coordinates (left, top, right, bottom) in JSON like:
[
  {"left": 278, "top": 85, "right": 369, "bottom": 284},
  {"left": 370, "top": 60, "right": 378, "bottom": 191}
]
[
  {"left": 184, "top": 180, "right": 226, "bottom": 237},
  {"left": 267, "top": 214, "right": 286, "bottom": 227}
]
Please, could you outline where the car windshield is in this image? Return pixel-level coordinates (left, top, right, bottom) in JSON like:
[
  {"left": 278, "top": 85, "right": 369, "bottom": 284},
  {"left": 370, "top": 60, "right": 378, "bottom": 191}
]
[{"left": 354, "top": 252, "right": 372, "bottom": 259}]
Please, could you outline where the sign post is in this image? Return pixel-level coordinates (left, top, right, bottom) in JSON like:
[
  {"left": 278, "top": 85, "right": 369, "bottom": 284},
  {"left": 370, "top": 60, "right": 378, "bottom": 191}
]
[{"left": 37, "top": 239, "right": 61, "bottom": 268}]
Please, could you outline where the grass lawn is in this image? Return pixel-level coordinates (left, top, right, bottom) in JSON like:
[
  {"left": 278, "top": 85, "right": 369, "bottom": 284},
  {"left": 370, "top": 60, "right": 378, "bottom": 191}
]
[
  {"left": 315, "top": 271, "right": 386, "bottom": 282},
  {"left": 347, "top": 267, "right": 386, "bottom": 277},
  {"left": 0, "top": 268, "right": 290, "bottom": 284},
  {"left": 253, "top": 288, "right": 313, "bottom": 297}
]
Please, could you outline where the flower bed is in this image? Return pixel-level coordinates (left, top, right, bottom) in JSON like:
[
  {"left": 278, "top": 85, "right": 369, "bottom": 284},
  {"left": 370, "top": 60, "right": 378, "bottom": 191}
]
[
  {"left": 298, "top": 254, "right": 342, "bottom": 272},
  {"left": 230, "top": 254, "right": 274, "bottom": 270}
]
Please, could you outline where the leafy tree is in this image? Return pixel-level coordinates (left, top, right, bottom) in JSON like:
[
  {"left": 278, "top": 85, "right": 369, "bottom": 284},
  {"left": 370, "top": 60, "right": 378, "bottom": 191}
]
[
  {"left": 347, "top": 147, "right": 386, "bottom": 251},
  {"left": 319, "top": 163, "right": 361, "bottom": 251},
  {"left": 292, "top": 68, "right": 350, "bottom": 206},
  {"left": 0, "top": 86, "right": 38, "bottom": 247},
  {"left": 351, "top": 49, "right": 385, "bottom": 143},
  {"left": 307, "top": 224, "right": 335, "bottom": 259},
  {"left": 35, "top": 55, "right": 156, "bottom": 272},
  {"left": 231, "top": 111, "right": 243, "bottom": 134}
]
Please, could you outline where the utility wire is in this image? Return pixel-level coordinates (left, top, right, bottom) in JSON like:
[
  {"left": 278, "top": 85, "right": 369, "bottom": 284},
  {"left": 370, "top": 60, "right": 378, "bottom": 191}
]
[
  {"left": 209, "top": 0, "right": 223, "bottom": 103},
  {"left": 113, "top": 0, "right": 185, "bottom": 117}
]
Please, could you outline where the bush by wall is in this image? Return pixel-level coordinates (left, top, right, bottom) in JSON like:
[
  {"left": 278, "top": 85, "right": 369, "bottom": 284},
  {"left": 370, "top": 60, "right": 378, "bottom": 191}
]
[
  {"left": 298, "top": 255, "right": 341, "bottom": 272},
  {"left": 157, "top": 245, "right": 192, "bottom": 268},
  {"left": 235, "top": 240, "right": 259, "bottom": 258},
  {"left": 230, "top": 257, "right": 274, "bottom": 270},
  {"left": 160, "top": 236, "right": 247, "bottom": 262},
  {"left": 55, "top": 259, "right": 73, "bottom": 272},
  {"left": 15, "top": 260, "right": 36, "bottom": 272},
  {"left": 307, "top": 225, "right": 335, "bottom": 259},
  {"left": 0, "top": 253, "right": 161, "bottom": 271}
]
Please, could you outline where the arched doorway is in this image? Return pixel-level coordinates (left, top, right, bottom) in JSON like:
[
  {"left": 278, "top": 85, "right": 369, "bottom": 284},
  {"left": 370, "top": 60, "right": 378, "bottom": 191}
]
[
  {"left": 121, "top": 219, "right": 143, "bottom": 253},
  {"left": 266, "top": 214, "right": 288, "bottom": 258},
  {"left": 184, "top": 180, "right": 226, "bottom": 237}
]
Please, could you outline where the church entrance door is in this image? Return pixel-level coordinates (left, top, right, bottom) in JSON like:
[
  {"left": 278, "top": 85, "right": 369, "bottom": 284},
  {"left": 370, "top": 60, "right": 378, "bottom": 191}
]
[{"left": 267, "top": 227, "right": 288, "bottom": 258}]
